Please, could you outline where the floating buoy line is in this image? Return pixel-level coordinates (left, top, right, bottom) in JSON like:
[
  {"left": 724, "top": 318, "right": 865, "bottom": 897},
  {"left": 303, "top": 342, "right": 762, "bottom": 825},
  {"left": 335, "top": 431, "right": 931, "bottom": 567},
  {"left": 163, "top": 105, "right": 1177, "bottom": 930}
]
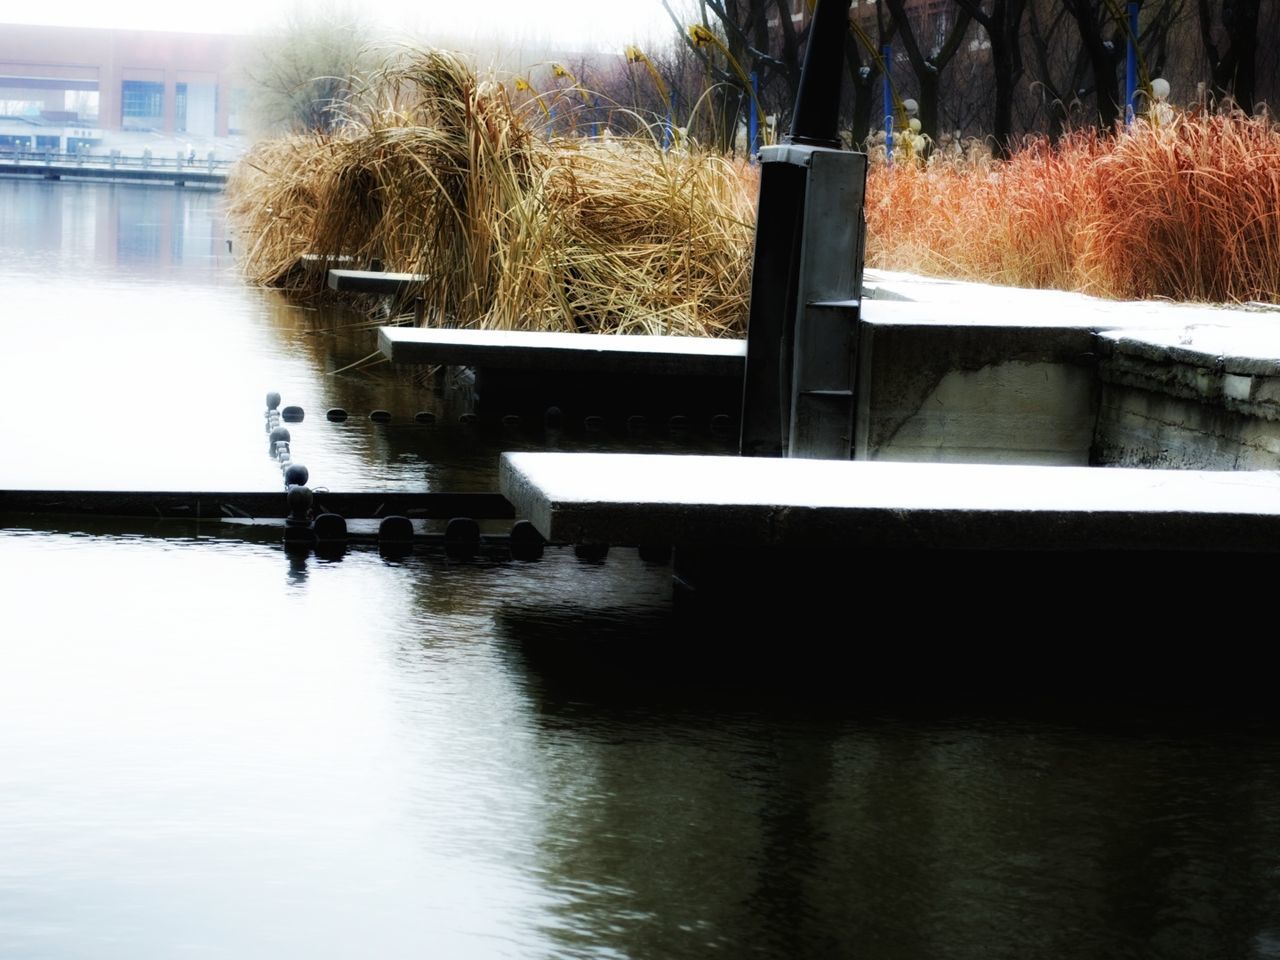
[
  {"left": 259, "top": 390, "right": 673, "bottom": 566},
  {"left": 0, "top": 393, "right": 679, "bottom": 570}
]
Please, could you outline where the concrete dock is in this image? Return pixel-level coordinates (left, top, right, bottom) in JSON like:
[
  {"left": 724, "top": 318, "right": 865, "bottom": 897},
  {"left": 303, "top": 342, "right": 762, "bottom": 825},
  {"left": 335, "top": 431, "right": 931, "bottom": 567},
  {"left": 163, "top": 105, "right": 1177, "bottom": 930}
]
[
  {"left": 328, "top": 269, "right": 429, "bottom": 295},
  {"left": 377, "top": 327, "right": 746, "bottom": 377},
  {"left": 500, "top": 453, "right": 1280, "bottom": 552}
]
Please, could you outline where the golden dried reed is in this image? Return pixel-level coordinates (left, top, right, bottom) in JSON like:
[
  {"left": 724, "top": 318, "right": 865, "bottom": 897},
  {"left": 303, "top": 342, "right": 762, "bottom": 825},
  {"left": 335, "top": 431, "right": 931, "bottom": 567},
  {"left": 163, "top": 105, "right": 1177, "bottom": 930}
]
[
  {"left": 227, "top": 48, "right": 757, "bottom": 336},
  {"left": 231, "top": 60, "right": 1278, "bottom": 323}
]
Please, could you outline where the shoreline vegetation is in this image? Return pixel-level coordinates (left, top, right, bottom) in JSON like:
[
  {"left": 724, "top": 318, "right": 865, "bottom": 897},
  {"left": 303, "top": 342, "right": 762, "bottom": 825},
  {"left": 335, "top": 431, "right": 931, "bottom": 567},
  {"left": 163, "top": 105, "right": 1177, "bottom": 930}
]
[
  {"left": 868, "top": 114, "right": 1280, "bottom": 304},
  {"left": 227, "top": 49, "right": 755, "bottom": 337},
  {"left": 227, "top": 49, "right": 1280, "bottom": 338}
]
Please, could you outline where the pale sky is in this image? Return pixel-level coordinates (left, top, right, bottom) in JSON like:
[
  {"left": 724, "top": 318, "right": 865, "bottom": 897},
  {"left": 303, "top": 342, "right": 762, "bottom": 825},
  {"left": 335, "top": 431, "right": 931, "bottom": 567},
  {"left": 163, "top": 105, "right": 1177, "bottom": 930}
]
[{"left": 0, "top": 0, "right": 684, "bottom": 51}]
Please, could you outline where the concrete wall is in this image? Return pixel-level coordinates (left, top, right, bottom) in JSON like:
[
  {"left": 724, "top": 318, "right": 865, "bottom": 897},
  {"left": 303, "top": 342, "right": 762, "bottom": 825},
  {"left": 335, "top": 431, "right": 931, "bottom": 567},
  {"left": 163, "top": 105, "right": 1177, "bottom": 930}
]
[
  {"left": 854, "top": 273, "right": 1280, "bottom": 470},
  {"left": 855, "top": 303, "right": 1098, "bottom": 465},
  {"left": 1093, "top": 323, "right": 1280, "bottom": 469}
]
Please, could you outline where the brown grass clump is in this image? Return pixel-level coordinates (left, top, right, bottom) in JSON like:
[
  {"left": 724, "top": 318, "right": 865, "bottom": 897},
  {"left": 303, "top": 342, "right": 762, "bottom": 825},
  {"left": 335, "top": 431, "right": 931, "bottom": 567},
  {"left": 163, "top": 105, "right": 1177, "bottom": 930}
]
[
  {"left": 866, "top": 114, "right": 1280, "bottom": 304},
  {"left": 232, "top": 64, "right": 1278, "bottom": 326},
  {"left": 227, "top": 48, "right": 756, "bottom": 336}
]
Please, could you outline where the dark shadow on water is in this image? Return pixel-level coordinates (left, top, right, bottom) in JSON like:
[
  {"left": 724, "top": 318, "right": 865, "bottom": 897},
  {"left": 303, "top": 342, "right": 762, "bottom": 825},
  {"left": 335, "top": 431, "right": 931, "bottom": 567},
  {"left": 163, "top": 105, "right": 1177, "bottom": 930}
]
[
  {"left": 495, "top": 544, "right": 1280, "bottom": 726},
  {"left": 495, "top": 602, "right": 1280, "bottom": 960}
]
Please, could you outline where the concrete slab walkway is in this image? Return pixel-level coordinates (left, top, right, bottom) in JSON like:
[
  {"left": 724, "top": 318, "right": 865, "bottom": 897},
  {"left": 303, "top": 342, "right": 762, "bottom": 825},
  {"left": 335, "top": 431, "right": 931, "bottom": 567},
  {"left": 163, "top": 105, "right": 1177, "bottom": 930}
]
[{"left": 500, "top": 452, "right": 1280, "bottom": 551}]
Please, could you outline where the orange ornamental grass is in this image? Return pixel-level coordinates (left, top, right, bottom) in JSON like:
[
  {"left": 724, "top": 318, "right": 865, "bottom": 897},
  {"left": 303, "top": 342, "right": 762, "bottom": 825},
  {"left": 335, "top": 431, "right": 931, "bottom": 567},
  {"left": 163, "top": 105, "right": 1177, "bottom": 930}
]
[
  {"left": 866, "top": 114, "right": 1280, "bottom": 304},
  {"left": 233, "top": 72, "right": 1279, "bottom": 338}
]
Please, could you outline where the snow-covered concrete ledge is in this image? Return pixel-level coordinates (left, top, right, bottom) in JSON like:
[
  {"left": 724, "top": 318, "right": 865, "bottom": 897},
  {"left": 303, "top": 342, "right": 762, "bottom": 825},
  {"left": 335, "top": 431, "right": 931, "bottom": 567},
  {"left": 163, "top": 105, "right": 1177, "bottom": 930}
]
[
  {"left": 858, "top": 270, "right": 1280, "bottom": 468},
  {"left": 499, "top": 452, "right": 1280, "bottom": 551}
]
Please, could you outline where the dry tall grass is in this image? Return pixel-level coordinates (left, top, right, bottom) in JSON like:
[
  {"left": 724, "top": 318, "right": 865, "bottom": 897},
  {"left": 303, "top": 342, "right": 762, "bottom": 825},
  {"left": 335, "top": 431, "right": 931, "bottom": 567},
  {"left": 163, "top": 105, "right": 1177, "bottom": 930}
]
[
  {"left": 231, "top": 61, "right": 1280, "bottom": 330},
  {"left": 227, "top": 49, "right": 756, "bottom": 336},
  {"left": 866, "top": 114, "right": 1280, "bottom": 304}
]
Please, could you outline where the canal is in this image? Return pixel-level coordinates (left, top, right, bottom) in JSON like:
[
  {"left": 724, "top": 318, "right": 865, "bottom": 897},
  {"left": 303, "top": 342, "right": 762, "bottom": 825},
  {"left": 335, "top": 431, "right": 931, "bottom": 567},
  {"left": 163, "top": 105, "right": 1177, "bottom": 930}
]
[{"left": 2, "top": 179, "right": 1279, "bottom": 959}]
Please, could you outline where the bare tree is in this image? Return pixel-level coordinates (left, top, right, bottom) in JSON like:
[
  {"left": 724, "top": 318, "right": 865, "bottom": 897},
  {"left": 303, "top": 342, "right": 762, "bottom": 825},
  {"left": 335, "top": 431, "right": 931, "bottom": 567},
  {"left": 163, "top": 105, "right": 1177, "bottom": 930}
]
[
  {"left": 661, "top": 0, "right": 818, "bottom": 151},
  {"left": 1197, "top": 0, "right": 1262, "bottom": 109},
  {"left": 846, "top": 2, "right": 900, "bottom": 146},
  {"left": 1063, "top": 0, "right": 1128, "bottom": 129},
  {"left": 237, "top": 11, "right": 375, "bottom": 134},
  {"left": 881, "top": 0, "right": 975, "bottom": 145},
  {"left": 956, "top": 0, "right": 1029, "bottom": 155}
]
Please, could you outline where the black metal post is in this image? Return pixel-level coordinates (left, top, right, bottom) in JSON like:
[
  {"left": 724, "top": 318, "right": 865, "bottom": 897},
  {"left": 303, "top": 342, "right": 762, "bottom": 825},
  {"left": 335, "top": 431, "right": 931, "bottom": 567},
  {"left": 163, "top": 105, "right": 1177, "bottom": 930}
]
[
  {"left": 789, "top": 0, "right": 853, "bottom": 147},
  {"left": 740, "top": 0, "right": 862, "bottom": 459}
]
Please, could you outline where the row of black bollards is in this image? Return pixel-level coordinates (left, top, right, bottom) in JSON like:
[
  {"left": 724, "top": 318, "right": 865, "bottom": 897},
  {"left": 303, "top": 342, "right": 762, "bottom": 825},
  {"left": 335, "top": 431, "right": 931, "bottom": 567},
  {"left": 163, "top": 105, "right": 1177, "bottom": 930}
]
[
  {"left": 325, "top": 408, "right": 436, "bottom": 424},
  {"left": 266, "top": 392, "right": 309, "bottom": 490},
  {"left": 268, "top": 389, "right": 544, "bottom": 561},
  {"left": 267, "top": 389, "right": 669, "bottom": 565},
  {"left": 269, "top": 391, "right": 325, "bottom": 554}
]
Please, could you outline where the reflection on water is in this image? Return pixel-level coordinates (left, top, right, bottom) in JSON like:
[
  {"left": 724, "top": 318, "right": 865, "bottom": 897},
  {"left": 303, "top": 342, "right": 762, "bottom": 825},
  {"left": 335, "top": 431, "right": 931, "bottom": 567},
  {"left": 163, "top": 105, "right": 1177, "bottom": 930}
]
[
  {"left": 0, "top": 180, "right": 726, "bottom": 493},
  {"left": 2, "top": 179, "right": 1280, "bottom": 960}
]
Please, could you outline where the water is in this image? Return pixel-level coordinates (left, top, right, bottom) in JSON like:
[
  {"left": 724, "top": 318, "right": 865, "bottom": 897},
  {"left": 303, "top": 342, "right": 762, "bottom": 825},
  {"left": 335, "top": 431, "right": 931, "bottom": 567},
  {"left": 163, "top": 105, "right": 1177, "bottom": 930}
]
[{"left": 3, "top": 179, "right": 1280, "bottom": 960}]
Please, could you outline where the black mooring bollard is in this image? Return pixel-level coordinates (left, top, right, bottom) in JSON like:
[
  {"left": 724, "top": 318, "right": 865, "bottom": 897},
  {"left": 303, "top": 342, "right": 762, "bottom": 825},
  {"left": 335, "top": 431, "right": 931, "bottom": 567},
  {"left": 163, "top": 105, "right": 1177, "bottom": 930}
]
[
  {"left": 326, "top": 408, "right": 349, "bottom": 422},
  {"left": 509, "top": 520, "right": 545, "bottom": 561},
  {"left": 445, "top": 517, "right": 481, "bottom": 561},
  {"left": 414, "top": 411, "right": 436, "bottom": 424},
  {"left": 378, "top": 515, "right": 414, "bottom": 543},
  {"left": 283, "top": 524, "right": 315, "bottom": 550},
  {"left": 281, "top": 405, "right": 304, "bottom": 423},
  {"left": 266, "top": 391, "right": 282, "bottom": 411},
  {"left": 269, "top": 427, "right": 291, "bottom": 458},
  {"left": 286, "top": 484, "right": 314, "bottom": 521},
  {"left": 283, "top": 463, "right": 309, "bottom": 487},
  {"left": 574, "top": 543, "right": 609, "bottom": 562},
  {"left": 638, "top": 543, "right": 673, "bottom": 563},
  {"left": 369, "top": 409, "right": 392, "bottom": 423},
  {"left": 312, "top": 512, "right": 348, "bottom": 542},
  {"left": 378, "top": 516, "right": 415, "bottom": 559}
]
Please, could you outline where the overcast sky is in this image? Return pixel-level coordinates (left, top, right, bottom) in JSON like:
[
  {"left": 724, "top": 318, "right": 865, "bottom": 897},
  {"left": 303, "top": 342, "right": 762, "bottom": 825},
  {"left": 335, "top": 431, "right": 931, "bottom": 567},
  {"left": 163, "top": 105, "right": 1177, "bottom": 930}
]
[{"left": 0, "top": 0, "right": 683, "bottom": 51}]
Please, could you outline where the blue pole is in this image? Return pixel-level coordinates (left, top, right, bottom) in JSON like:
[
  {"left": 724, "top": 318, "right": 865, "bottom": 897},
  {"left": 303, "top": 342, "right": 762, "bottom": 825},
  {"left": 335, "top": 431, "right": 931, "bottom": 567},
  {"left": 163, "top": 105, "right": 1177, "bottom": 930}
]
[
  {"left": 664, "top": 91, "right": 674, "bottom": 151},
  {"left": 749, "top": 70, "right": 759, "bottom": 161},
  {"left": 592, "top": 96, "right": 600, "bottom": 138},
  {"left": 1125, "top": 2, "right": 1138, "bottom": 125},
  {"left": 882, "top": 44, "right": 893, "bottom": 167},
  {"left": 548, "top": 105, "right": 556, "bottom": 140}
]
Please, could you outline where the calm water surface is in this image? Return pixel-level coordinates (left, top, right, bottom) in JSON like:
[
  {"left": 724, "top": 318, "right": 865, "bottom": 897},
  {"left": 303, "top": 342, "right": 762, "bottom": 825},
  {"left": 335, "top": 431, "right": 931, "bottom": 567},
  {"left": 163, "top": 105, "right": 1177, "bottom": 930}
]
[{"left": 2, "top": 180, "right": 1280, "bottom": 960}]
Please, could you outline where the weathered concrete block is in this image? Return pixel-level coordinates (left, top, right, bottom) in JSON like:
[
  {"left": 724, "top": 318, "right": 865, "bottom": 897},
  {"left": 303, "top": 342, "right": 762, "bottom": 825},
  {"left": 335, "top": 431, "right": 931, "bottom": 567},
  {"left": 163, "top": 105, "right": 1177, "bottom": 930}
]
[
  {"left": 1096, "top": 321, "right": 1280, "bottom": 467},
  {"left": 854, "top": 303, "right": 1097, "bottom": 464}
]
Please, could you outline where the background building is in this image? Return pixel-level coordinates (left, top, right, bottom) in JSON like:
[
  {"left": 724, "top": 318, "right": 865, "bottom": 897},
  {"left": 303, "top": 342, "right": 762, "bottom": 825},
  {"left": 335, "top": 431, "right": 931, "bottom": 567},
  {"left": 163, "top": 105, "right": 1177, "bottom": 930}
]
[{"left": 0, "top": 24, "right": 246, "bottom": 155}]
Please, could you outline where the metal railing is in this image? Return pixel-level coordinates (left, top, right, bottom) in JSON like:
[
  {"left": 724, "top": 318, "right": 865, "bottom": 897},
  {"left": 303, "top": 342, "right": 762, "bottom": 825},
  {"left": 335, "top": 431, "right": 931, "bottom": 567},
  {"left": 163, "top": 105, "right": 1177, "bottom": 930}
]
[{"left": 0, "top": 149, "right": 234, "bottom": 175}]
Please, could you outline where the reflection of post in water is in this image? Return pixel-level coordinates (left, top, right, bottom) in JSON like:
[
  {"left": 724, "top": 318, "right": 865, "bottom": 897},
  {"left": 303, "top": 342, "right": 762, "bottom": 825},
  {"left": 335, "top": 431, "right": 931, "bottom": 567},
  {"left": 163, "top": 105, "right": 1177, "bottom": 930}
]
[
  {"left": 286, "top": 546, "right": 309, "bottom": 585},
  {"left": 494, "top": 604, "right": 862, "bottom": 958},
  {"left": 491, "top": 610, "right": 1280, "bottom": 960}
]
